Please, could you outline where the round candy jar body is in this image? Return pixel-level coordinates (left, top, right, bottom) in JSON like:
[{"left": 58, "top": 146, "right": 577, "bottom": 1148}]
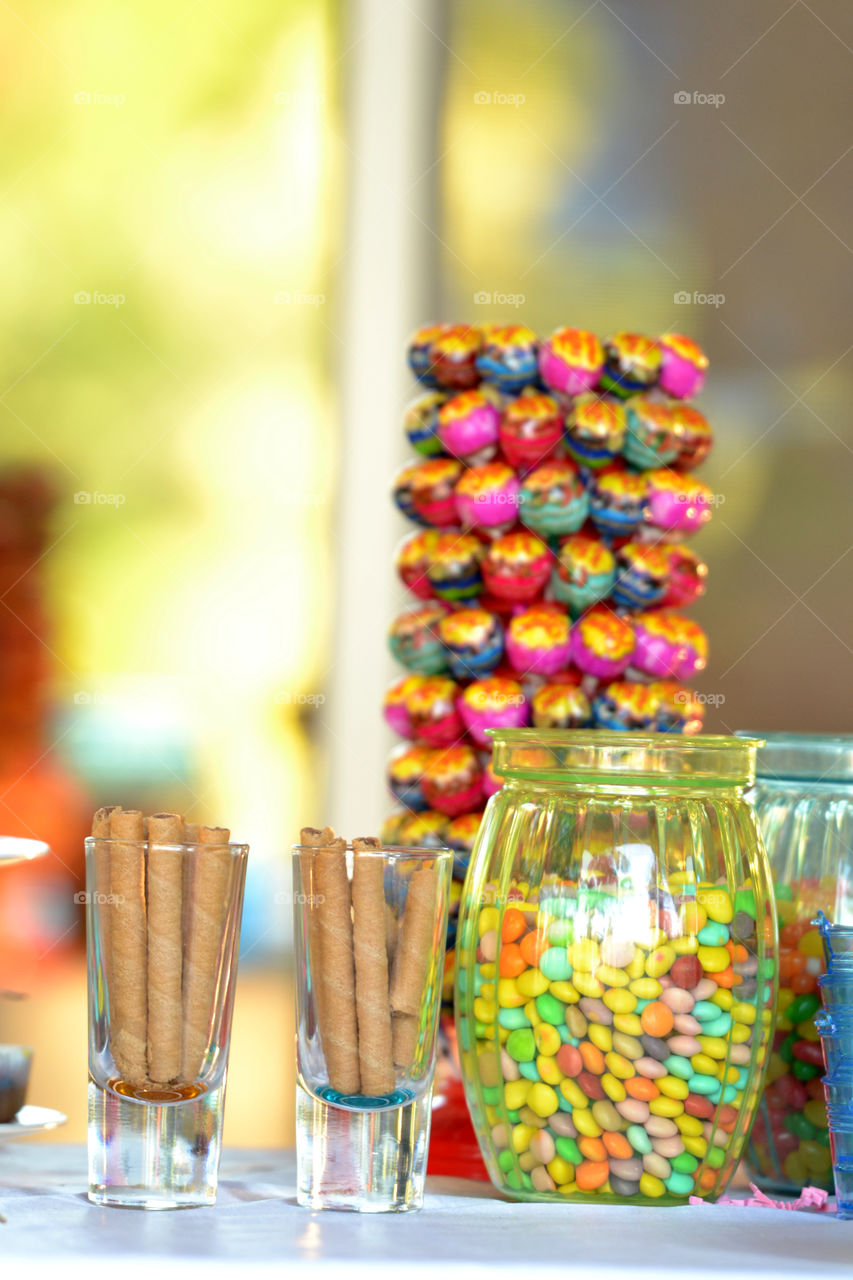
[
  {"left": 739, "top": 732, "right": 853, "bottom": 1195},
  {"left": 455, "top": 730, "right": 775, "bottom": 1206}
]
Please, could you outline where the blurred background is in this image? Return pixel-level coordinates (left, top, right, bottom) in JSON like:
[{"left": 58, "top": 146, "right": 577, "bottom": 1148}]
[{"left": 0, "top": 0, "right": 850, "bottom": 1145}]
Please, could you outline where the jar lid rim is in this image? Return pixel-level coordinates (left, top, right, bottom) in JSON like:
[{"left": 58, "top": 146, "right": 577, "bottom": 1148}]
[{"left": 736, "top": 730, "right": 853, "bottom": 781}]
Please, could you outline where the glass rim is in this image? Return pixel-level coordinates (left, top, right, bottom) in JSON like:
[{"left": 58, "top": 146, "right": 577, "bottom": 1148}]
[
  {"left": 291, "top": 843, "right": 452, "bottom": 859},
  {"left": 736, "top": 729, "right": 853, "bottom": 782},
  {"left": 85, "top": 837, "right": 249, "bottom": 854}
]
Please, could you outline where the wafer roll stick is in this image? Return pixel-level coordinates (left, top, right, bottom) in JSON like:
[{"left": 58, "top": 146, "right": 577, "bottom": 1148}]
[
  {"left": 313, "top": 839, "right": 360, "bottom": 1094},
  {"left": 389, "top": 866, "right": 440, "bottom": 1071},
  {"left": 181, "top": 826, "right": 233, "bottom": 1082},
  {"left": 108, "top": 808, "right": 148, "bottom": 1086},
  {"left": 91, "top": 806, "right": 120, "bottom": 999},
  {"left": 352, "top": 838, "right": 395, "bottom": 1096},
  {"left": 147, "top": 813, "right": 184, "bottom": 1084},
  {"left": 299, "top": 827, "right": 335, "bottom": 1042},
  {"left": 183, "top": 823, "right": 200, "bottom": 842}
]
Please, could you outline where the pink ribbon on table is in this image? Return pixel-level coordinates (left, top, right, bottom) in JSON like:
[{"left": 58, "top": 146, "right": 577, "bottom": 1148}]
[{"left": 689, "top": 1184, "right": 832, "bottom": 1212}]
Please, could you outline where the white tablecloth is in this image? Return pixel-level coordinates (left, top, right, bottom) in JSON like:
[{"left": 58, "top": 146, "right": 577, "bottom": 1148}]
[{"left": 0, "top": 1146, "right": 848, "bottom": 1278}]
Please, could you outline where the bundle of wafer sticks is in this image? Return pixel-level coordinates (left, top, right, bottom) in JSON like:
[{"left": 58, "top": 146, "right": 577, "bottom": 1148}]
[
  {"left": 300, "top": 826, "right": 441, "bottom": 1097},
  {"left": 91, "top": 806, "right": 241, "bottom": 1092}
]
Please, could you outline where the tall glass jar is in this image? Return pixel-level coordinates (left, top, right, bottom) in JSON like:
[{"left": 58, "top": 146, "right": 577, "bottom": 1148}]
[
  {"left": 740, "top": 732, "right": 853, "bottom": 1194},
  {"left": 455, "top": 730, "right": 775, "bottom": 1205}
]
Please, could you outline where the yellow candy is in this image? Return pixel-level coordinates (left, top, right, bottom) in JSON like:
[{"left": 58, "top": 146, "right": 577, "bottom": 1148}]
[
  {"left": 497, "top": 1026, "right": 509, "bottom": 1044},
  {"left": 682, "top": 1135, "right": 708, "bottom": 1158},
  {"left": 639, "top": 1173, "right": 666, "bottom": 1198},
  {"left": 473, "top": 997, "right": 497, "bottom": 1023},
  {"left": 716, "top": 1065, "right": 740, "bottom": 1085},
  {"left": 671, "top": 935, "right": 700, "bottom": 955},
  {"left": 645, "top": 945, "right": 676, "bottom": 978},
  {"left": 658, "top": 1075, "right": 689, "bottom": 1100},
  {"left": 547, "top": 1157, "right": 575, "bottom": 1184},
  {"left": 798, "top": 1021, "right": 821, "bottom": 1043},
  {"left": 573, "top": 1108, "right": 603, "bottom": 1138},
  {"left": 596, "top": 964, "right": 630, "bottom": 988},
  {"left": 601, "top": 1073, "right": 627, "bottom": 1103},
  {"left": 776, "top": 899, "right": 798, "bottom": 925},
  {"left": 697, "top": 1036, "right": 729, "bottom": 1060},
  {"left": 535, "top": 1024, "right": 561, "bottom": 1056},
  {"left": 560, "top": 1078, "right": 589, "bottom": 1110},
  {"left": 765, "top": 1054, "right": 787, "bottom": 1085},
  {"left": 479, "top": 1052, "right": 501, "bottom": 1086},
  {"left": 675, "top": 1113, "right": 703, "bottom": 1137},
  {"left": 573, "top": 972, "right": 606, "bottom": 998},
  {"left": 550, "top": 980, "right": 580, "bottom": 1004},
  {"left": 777, "top": 988, "right": 796, "bottom": 1015},
  {"left": 516, "top": 968, "right": 549, "bottom": 999},
  {"left": 557, "top": 1182, "right": 578, "bottom": 1195},
  {"left": 612, "top": 1032, "right": 643, "bottom": 1059},
  {"left": 649, "top": 1096, "right": 684, "bottom": 1118},
  {"left": 480, "top": 1026, "right": 496, "bottom": 1041},
  {"left": 504, "top": 1080, "right": 531, "bottom": 1110},
  {"left": 605, "top": 1051, "right": 636, "bottom": 1080},
  {"left": 711, "top": 988, "right": 733, "bottom": 1011},
  {"left": 570, "top": 939, "right": 600, "bottom": 972},
  {"left": 524, "top": 999, "right": 543, "bottom": 1028},
  {"left": 731, "top": 1023, "right": 751, "bottom": 1044},
  {"left": 480, "top": 963, "right": 496, "bottom": 980},
  {"left": 798, "top": 928, "right": 823, "bottom": 958},
  {"left": 484, "top": 1104, "right": 499, "bottom": 1125},
  {"left": 511, "top": 1122, "right": 537, "bottom": 1153},
  {"left": 527, "top": 1083, "right": 559, "bottom": 1118},
  {"left": 629, "top": 977, "right": 662, "bottom": 1000},
  {"left": 480, "top": 983, "right": 495, "bottom": 1001},
  {"left": 479, "top": 907, "right": 500, "bottom": 936},
  {"left": 783, "top": 1150, "right": 808, "bottom": 1185},
  {"left": 497, "top": 979, "right": 526, "bottom": 1009},
  {"left": 698, "top": 885, "right": 733, "bottom": 924},
  {"left": 731, "top": 1002, "right": 756, "bottom": 1026},
  {"left": 518, "top": 1151, "right": 538, "bottom": 1172},
  {"left": 697, "top": 946, "right": 730, "bottom": 974},
  {"left": 538, "top": 1057, "right": 563, "bottom": 1087},
  {"left": 804, "top": 1099, "right": 828, "bottom": 1129},
  {"left": 588, "top": 1024, "right": 612, "bottom": 1053},
  {"left": 603, "top": 988, "right": 637, "bottom": 1015},
  {"left": 690, "top": 1053, "right": 719, "bottom": 1077},
  {"left": 680, "top": 902, "right": 707, "bottom": 935},
  {"left": 613, "top": 1013, "right": 643, "bottom": 1035},
  {"left": 626, "top": 949, "right": 647, "bottom": 980}
]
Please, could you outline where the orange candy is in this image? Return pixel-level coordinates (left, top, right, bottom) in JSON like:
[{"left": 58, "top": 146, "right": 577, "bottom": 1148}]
[
  {"left": 579, "top": 1041, "right": 606, "bottom": 1076},
  {"left": 696, "top": 1167, "right": 718, "bottom": 1193},
  {"left": 602, "top": 1131, "right": 633, "bottom": 1160},
  {"left": 710, "top": 965, "right": 737, "bottom": 989},
  {"left": 625, "top": 1076, "right": 660, "bottom": 1101},
  {"left": 578, "top": 1136, "right": 607, "bottom": 1162},
  {"left": 519, "top": 929, "right": 549, "bottom": 967},
  {"left": 789, "top": 971, "right": 819, "bottom": 995},
  {"left": 717, "top": 1105, "right": 738, "bottom": 1133},
  {"left": 498, "top": 943, "right": 527, "bottom": 978},
  {"left": 640, "top": 1001, "right": 674, "bottom": 1038},
  {"left": 501, "top": 907, "right": 527, "bottom": 943},
  {"left": 576, "top": 1159, "right": 610, "bottom": 1191},
  {"left": 779, "top": 951, "right": 807, "bottom": 981}
]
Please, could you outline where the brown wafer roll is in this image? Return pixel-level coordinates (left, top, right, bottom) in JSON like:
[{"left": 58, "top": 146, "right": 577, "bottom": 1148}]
[
  {"left": 147, "top": 813, "right": 184, "bottom": 1084},
  {"left": 391, "top": 1013, "right": 420, "bottom": 1072},
  {"left": 183, "top": 823, "right": 200, "bottom": 842},
  {"left": 299, "top": 827, "right": 335, "bottom": 1042},
  {"left": 91, "top": 806, "right": 120, "bottom": 993},
  {"left": 181, "top": 825, "right": 233, "bottom": 1082},
  {"left": 352, "top": 837, "right": 395, "bottom": 1096},
  {"left": 389, "top": 865, "right": 440, "bottom": 1071},
  {"left": 313, "top": 838, "right": 360, "bottom": 1094},
  {"left": 108, "top": 808, "right": 148, "bottom": 1086}
]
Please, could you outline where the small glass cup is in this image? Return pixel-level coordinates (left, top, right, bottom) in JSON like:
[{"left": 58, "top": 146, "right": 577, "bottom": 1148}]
[
  {"left": 292, "top": 842, "right": 452, "bottom": 1212},
  {"left": 86, "top": 835, "right": 249, "bottom": 1209}
]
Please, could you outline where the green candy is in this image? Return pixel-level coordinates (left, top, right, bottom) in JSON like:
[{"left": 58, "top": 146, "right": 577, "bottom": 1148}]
[
  {"left": 698, "top": 922, "right": 729, "bottom": 946},
  {"left": 707, "top": 1146, "right": 726, "bottom": 1169},
  {"left": 547, "top": 919, "right": 574, "bottom": 946},
  {"left": 688, "top": 1074, "right": 718, "bottom": 1096},
  {"left": 773, "top": 882, "right": 794, "bottom": 901},
  {"left": 557, "top": 1025, "right": 574, "bottom": 1043},
  {"left": 665, "top": 1172, "right": 695, "bottom": 1196},
  {"left": 540, "top": 947, "right": 573, "bottom": 982},
  {"left": 459, "top": 1022, "right": 471, "bottom": 1051},
  {"left": 779, "top": 1033, "right": 797, "bottom": 1064},
  {"left": 672, "top": 1152, "right": 699, "bottom": 1174},
  {"left": 521, "top": 1172, "right": 533, "bottom": 1189},
  {"left": 536, "top": 992, "right": 567, "bottom": 1026},
  {"left": 499, "top": 1008, "right": 532, "bottom": 1030},
  {"left": 664, "top": 1054, "right": 693, "bottom": 1080},
  {"left": 457, "top": 970, "right": 468, "bottom": 993},
  {"left": 506, "top": 1108, "right": 521, "bottom": 1123},
  {"left": 702, "top": 1012, "right": 732, "bottom": 1037},
  {"left": 519, "top": 1061, "right": 540, "bottom": 1082},
  {"left": 757, "top": 958, "right": 776, "bottom": 981},
  {"left": 540, "top": 897, "right": 575, "bottom": 919},
  {"left": 626, "top": 1124, "right": 653, "bottom": 1154},
  {"left": 498, "top": 1149, "right": 515, "bottom": 1172},
  {"left": 735, "top": 888, "right": 757, "bottom": 918},
  {"left": 786, "top": 993, "right": 820, "bottom": 1024},
  {"left": 482, "top": 1086, "right": 501, "bottom": 1105},
  {"left": 785, "top": 1112, "right": 819, "bottom": 1141},
  {"left": 506, "top": 1029, "right": 536, "bottom": 1062},
  {"left": 505, "top": 1171, "right": 522, "bottom": 1190},
  {"left": 792, "top": 1059, "right": 821, "bottom": 1082},
  {"left": 555, "top": 1135, "right": 582, "bottom": 1165}
]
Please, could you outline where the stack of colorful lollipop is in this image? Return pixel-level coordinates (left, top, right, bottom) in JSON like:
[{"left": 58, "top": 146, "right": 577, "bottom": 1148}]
[{"left": 383, "top": 323, "right": 714, "bottom": 876}]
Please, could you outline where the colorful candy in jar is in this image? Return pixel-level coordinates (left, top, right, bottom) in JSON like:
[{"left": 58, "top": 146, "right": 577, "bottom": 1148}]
[
  {"left": 531, "top": 680, "right": 593, "bottom": 729},
  {"left": 439, "top": 607, "right": 504, "bottom": 678},
  {"left": 611, "top": 543, "right": 671, "bottom": 611},
  {"left": 658, "top": 333, "right": 709, "bottom": 401},
  {"left": 599, "top": 332, "right": 662, "bottom": 398},
  {"left": 397, "top": 808, "right": 448, "bottom": 848},
  {"left": 382, "top": 674, "right": 426, "bottom": 737},
  {"left": 392, "top": 460, "right": 428, "bottom": 524},
  {"left": 404, "top": 390, "right": 448, "bottom": 457},
  {"left": 437, "top": 389, "right": 500, "bottom": 464},
  {"left": 407, "top": 322, "right": 447, "bottom": 385},
  {"left": 663, "top": 545, "right": 708, "bottom": 609},
  {"left": 409, "top": 458, "right": 465, "bottom": 527},
  {"left": 481, "top": 530, "right": 552, "bottom": 603},
  {"left": 671, "top": 405, "right": 714, "bottom": 471},
  {"left": 648, "top": 681, "right": 704, "bottom": 734},
  {"left": 538, "top": 327, "right": 604, "bottom": 396},
  {"left": 551, "top": 534, "right": 616, "bottom": 616},
  {"left": 589, "top": 469, "right": 649, "bottom": 539},
  {"left": 396, "top": 529, "right": 444, "bottom": 599},
  {"left": 476, "top": 324, "right": 539, "bottom": 393},
  {"left": 421, "top": 744, "right": 484, "bottom": 816},
  {"left": 386, "top": 742, "right": 437, "bottom": 810},
  {"left": 455, "top": 462, "right": 520, "bottom": 532},
  {"left": 498, "top": 391, "right": 563, "bottom": 471},
  {"left": 623, "top": 397, "right": 679, "bottom": 471},
  {"left": 570, "top": 604, "right": 634, "bottom": 679},
  {"left": 518, "top": 459, "right": 589, "bottom": 539},
  {"left": 406, "top": 674, "right": 464, "bottom": 746},
  {"left": 564, "top": 395, "right": 627, "bottom": 470},
  {"left": 388, "top": 600, "right": 448, "bottom": 674},
  {"left": 426, "top": 532, "right": 484, "bottom": 602},
  {"left": 593, "top": 680, "right": 658, "bottom": 731},
  {"left": 465, "top": 877, "right": 768, "bottom": 1202},
  {"left": 645, "top": 470, "right": 713, "bottom": 536},
  {"left": 506, "top": 604, "right": 572, "bottom": 678},
  {"left": 429, "top": 323, "right": 482, "bottom": 390},
  {"left": 632, "top": 611, "right": 708, "bottom": 682},
  {"left": 458, "top": 676, "right": 529, "bottom": 746}
]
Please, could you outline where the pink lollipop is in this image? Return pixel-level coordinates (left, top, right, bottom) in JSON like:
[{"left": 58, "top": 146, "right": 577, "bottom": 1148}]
[
  {"left": 506, "top": 604, "right": 572, "bottom": 678},
  {"left": 570, "top": 604, "right": 635, "bottom": 680},
  {"left": 455, "top": 462, "right": 520, "bottom": 531},
  {"left": 645, "top": 469, "right": 713, "bottom": 535},
  {"left": 633, "top": 610, "right": 708, "bottom": 682},
  {"left": 458, "top": 676, "right": 529, "bottom": 746},
  {"left": 437, "top": 389, "right": 500, "bottom": 464}
]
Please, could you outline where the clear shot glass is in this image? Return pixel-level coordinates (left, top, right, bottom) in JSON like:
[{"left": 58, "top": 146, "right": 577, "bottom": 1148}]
[
  {"left": 85, "top": 832, "right": 249, "bottom": 1208},
  {"left": 292, "top": 841, "right": 452, "bottom": 1212}
]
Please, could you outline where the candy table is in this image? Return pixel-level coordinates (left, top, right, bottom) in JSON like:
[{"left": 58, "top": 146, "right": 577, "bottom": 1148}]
[{"left": 0, "top": 1146, "right": 849, "bottom": 1277}]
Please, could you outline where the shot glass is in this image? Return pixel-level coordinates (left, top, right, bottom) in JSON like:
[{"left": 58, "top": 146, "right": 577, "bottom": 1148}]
[
  {"left": 292, "top": 841, "right": 452, "bottom": 1212},
  {"left": 86, "top": 832, "right": 248, "bottom": 1209}
]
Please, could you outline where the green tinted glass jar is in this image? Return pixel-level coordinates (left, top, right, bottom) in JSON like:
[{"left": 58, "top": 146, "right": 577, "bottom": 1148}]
[
  {"left": 455, "top": 730, "right": 775, "bottom": 1205},
  {"left": 739, "top": 732, "right": 853, "bottom": 1194}
]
